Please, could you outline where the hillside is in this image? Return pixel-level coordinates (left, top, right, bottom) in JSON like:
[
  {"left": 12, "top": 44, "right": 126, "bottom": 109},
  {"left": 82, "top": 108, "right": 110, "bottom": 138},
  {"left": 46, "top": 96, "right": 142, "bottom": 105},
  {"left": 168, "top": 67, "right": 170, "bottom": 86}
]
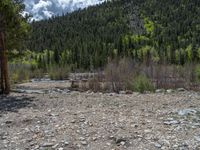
[{"left": 25, "top": 0, "right": 200, "bottom": 69}]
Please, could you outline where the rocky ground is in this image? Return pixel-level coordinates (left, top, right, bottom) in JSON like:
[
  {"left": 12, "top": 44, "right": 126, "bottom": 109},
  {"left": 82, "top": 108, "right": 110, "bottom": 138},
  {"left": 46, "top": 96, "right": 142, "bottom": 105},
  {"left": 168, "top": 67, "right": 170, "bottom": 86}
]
[{"left": 0, "top": 80, "right": 200, "bottom": 150}]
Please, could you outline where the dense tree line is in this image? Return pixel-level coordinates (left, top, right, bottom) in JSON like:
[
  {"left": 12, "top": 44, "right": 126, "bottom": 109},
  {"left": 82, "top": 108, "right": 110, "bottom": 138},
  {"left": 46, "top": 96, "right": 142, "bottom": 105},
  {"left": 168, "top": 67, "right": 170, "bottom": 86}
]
[{"left": 25, "top": 0, "right": 200, "bottom": 70}]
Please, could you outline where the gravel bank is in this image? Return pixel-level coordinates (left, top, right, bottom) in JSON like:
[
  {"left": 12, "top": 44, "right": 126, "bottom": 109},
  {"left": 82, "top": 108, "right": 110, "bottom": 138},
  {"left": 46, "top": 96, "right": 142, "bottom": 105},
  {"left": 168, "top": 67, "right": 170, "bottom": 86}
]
[{"left": 0, "top": 81, "right": 200, "bottom": 150}]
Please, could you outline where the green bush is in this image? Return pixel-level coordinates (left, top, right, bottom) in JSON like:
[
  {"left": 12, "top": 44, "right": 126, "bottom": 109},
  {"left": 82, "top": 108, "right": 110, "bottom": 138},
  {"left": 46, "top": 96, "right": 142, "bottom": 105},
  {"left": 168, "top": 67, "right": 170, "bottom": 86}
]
[
  {"left": 10, "top": 66, "right": 30, "bottom": 84},
  {"left": 195, "top": 65, "right": 200, "bottom": 82},
  {"left": 31, "top": 69, "right": 44, "bottom": 79},
  {"left": 48, "top": 65, "right": 69, "bottom": 80},
  {"left": 130, "top": 75, "right": 154, "bottom": 93}
]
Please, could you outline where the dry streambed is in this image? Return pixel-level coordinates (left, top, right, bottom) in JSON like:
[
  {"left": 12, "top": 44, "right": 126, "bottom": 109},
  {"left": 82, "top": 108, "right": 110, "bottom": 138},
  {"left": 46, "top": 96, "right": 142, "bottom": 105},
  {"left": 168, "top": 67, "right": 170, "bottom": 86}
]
[{"left": 0, "top": 81, "right": 200, "bottom": 150}]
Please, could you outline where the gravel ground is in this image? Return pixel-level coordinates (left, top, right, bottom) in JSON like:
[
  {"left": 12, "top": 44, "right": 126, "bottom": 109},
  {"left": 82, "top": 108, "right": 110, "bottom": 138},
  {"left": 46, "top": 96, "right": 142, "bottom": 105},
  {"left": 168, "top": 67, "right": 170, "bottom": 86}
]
[{"left": 1, "top": 81, "right": 200, "bottom": 150}]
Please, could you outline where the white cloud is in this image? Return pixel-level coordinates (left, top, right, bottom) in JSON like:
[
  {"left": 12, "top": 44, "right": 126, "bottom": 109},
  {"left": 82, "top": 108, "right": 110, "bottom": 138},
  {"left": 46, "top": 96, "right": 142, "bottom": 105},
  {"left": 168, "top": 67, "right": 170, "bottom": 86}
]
[
  {"left": 24, "top": 0, "right": 105, "bottom": 21},
  {"left": 32, "top": 0, "right": 52, "bottom": 13},
  {"left": 43, "top": 10, "right": 54, "bottom": 18}
]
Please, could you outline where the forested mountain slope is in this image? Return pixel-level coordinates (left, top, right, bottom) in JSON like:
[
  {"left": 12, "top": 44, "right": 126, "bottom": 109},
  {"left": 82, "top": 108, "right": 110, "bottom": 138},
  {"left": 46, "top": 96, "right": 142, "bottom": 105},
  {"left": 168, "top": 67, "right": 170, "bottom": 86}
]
[{"left": 25, "top": 0, "right": 200, "bottom": 69}]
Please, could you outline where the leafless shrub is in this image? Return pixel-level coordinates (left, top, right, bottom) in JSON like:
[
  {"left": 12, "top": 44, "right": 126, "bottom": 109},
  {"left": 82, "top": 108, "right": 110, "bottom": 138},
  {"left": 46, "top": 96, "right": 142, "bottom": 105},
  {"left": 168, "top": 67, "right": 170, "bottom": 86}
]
[
  {"left": 104, "top": 58, "right": 136, "bottom": 92},
  {"left": 140, "top": 63, "right": 198, "bottom": 90},
  {"left": 88, "top": 78, "right": 101, "bottom": 92},
  {"left": 71, "top": 58, "right": 200, "bottom": 92}
]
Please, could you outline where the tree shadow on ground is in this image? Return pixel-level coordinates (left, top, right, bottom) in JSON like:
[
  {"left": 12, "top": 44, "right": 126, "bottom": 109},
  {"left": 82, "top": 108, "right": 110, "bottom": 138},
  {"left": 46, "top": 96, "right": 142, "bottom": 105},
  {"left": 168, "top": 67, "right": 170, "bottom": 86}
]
[{"left": 0, "top": 95, "right": 36, "bottom": 115}]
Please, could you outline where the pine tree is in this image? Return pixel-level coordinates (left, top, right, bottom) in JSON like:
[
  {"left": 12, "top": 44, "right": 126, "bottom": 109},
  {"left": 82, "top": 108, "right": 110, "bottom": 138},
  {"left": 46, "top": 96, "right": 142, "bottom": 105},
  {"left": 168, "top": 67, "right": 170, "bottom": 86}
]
[{"left": 0, "top": 0, "right": 29, "bottom": 94}]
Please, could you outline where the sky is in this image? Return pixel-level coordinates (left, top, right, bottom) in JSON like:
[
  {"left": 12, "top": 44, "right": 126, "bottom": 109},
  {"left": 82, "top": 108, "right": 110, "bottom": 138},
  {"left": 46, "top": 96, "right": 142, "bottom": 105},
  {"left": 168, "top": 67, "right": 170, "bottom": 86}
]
[{"left": 23, "top": 0, "right": 105, "bottom": 21}]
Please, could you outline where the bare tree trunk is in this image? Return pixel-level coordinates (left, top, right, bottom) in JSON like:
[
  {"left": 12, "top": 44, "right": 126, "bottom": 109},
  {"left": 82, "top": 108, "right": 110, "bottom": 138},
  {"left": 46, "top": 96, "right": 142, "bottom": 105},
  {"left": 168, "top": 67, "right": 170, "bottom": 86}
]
[
  {"left": 0, "top": 32, "right": 4, "bottom": 93},
  {"left": 0, "top": 46, "right": 4, "bottom": 93},
  {"left": 0, "top": 32, "right": 10, "bottom": 94}
]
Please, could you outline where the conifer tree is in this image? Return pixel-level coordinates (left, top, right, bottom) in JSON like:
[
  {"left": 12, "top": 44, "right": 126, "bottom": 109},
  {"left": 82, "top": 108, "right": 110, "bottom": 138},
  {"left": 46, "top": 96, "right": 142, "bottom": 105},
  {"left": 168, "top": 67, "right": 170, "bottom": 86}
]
[{"left": 0, "top": 0, "right": 29, "bottom": 94}]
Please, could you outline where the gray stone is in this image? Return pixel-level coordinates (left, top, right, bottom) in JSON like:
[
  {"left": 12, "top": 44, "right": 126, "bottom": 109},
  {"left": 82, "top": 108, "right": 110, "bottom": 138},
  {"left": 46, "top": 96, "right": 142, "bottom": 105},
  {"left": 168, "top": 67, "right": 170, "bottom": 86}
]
[
  {"left": 79, "top": 137, "right": 86, "bottom": 141},
  {"left": 144, "top": 129, "right": 152, "bottom": 133},
  {"left": 155, "top": 89, "right": 165, "bottom": 93},
  {"left": 166, "top": 89, "right": 174, "bottom": 94},
  {"left": 79, "top": 115, "right": 86, "bottom": 122},
  {"left": 115, "top": 137, "right": 127, "bottom": 144},
  {"left": 92, "top": 137, "right": 97, "bottom": 141},
  {"left": 34, "top": 145, "right": 40, "bottom": 149},
  {"left": 52, "top": 144, "right": 59, "bottom": 148},
  {"left": 64, "top": 141, "right": 69, "bottom": 145},
  {"left": 76, "top": 144, "right": 81, "bottom": 148},
  {"left": 164, "top": 119, "right": 179, "bottom": 125},
  {"left": 81, "top": 141, "right": 87, "bottom": 145},
  {"left": 29, "top": 141, "right": 36, "bottom": 146},
  {"left": 120, "top": 141, "right": 126, "bottom": 146},
  {"left": 154, "top": 143, "right": 162, "bottom": 148},
  {"left": 109, "top": 93, "right": 115, "bottom": 96},
  {"left": 194, "top": 136, "right": 200, "bottom": 142},
  {"left": 71, "top": 120, "right": 76, "bottom": 123},
  {"left": 178, "top": 109, "right": 197, "bottom": 116},
  {"left": 106, "top": 142, "right": 111, "bottom": 146},
  {"left": 177, "top": 88, "right": 186, "bottom": 92},
  {"left": 42, "top": 142, "right": 54, "bottom": 147}
]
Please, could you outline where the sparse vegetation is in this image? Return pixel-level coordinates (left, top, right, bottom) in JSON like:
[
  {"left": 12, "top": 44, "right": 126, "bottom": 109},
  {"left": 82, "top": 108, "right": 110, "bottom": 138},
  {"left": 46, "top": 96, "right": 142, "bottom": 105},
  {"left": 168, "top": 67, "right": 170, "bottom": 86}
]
[
  {"left": 104, "top": 58, "right": 134, "bottom": 92},
  {"left": 9, "top": 64, "right": 31, "bottom": 85},
  {"left": 48, "top": 65, "right": 70, "bottom": 80},
  {"left": 88, "top": 78, "right": 101, "bottom": 92},
  {"left": 129, "top": 75, "right": 154, "bottom": 93},
  {"left": 195, "top": 65, "right": 200, "bottom": 82}
]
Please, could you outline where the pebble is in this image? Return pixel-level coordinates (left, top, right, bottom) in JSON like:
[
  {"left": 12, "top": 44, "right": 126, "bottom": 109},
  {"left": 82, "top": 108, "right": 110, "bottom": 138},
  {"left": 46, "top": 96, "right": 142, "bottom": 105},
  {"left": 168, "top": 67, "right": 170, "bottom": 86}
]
[
  {"left": 144, "top": 129, "right": 152, "bottom": 133},
  {"left": 164, "top": 118, "right": 180, "bottom": 125},
  {"left": 106, "top": 142, "right": 111, "bottom": 146},
  {"left": 92, "top": 137, "right": 97, "bottom": 141},
  {"left": 29, "top": 142, "right": 36, "bottom": 146},
  {"left": 194, "top": 136, "right": 200, "bottom": 142},
  {"left": 81, "top": 141, "right": 87, "bottom": 145},
  {"left": 154, "top": 143, "right": 162, "bottom": 148},
  {"left": 109, "top": 93, "right": 115, "bottom": 96},
  {"left": 64, "top": 141, "right": 69, "bottom": 145},
  {"left": 164, "top": 120, "right": 179, "bottom": 125},
  {"left": 120, "top": 141, "right": 126, "bottom": 146},
  {"left": 115, "top": 137, "right": 127, "bottom": 144},
  {"left": 42, "top": 142, "right": 54, "bottom": 147},
  {"left": 177, "top": 88, "right": 186, "bottom": 92},
  {"left": 52, "top": 144, "right": 59, "bottom": 148},
  {"left": 76, "top": 144, "right": 81, "bottom": 148},
  {"left": 79, "top": 137, "right": 85, "bottom": 141},
  {"left": 178, "top": 109, "right": 197, "bottom": 116},
  {"left": 155, "top": 89, "right": 165, "bottom": 93},
  {"left": 34, "top": 145, "right": 40, "bottom": 149},
  {"left": 166, "top": 89, "right": 174, "bottom": 93},
  {"left": 71, "top": 120, "right": 76, "bottom": 123}
]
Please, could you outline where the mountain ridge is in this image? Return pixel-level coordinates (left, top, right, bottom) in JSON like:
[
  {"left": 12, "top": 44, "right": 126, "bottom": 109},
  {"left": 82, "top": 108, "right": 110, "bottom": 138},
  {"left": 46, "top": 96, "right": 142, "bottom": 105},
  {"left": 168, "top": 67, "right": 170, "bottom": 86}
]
[{"left": 25, "top": 0, "right": 200, "bottom": 69}]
